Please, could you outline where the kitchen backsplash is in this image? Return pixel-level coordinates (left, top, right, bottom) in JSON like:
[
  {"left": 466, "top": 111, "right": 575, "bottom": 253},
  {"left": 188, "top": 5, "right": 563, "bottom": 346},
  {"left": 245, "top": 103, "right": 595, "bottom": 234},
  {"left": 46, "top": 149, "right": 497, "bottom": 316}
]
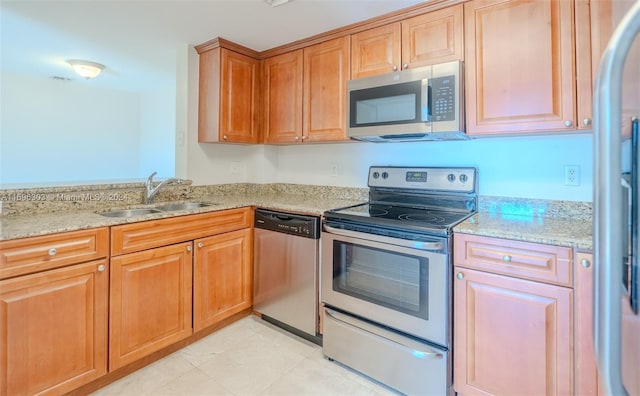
[{"left": 0, "top": 182, "right": 590, "bottom": 220}]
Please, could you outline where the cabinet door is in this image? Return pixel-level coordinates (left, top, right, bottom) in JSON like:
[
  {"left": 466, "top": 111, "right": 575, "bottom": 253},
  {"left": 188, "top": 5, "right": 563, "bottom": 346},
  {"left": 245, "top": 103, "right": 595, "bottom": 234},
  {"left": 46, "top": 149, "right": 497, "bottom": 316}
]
[
  {"left": 575, "top": 252, "right": 600, "bottom": 395},
  {"left": 0, "top": 259, "right": 108, "bottom": 395},
  {"left": 401, "top": 4, "right": 464, "bottom": 69},
  {"left": 454, "top": 267, "right": 573, "bottom": 395},
  {"left": 220, "top": 49, "right": 260, "bottom": 143},
  {"left": 351, "top": 23, "right": 401, "bottom": 79},
  {"left": 303, "top": 36, "right": 351, "bottom": 143},
  {"left": 109, "top": 242, "right": 193, "bottom": 369},
  {"left": 464, "top": 0, "right": 576, "bottom": 135},
  {"left": 193, "top": 228, "right": 252, "bottom": 331},
  {"left": 263, "top": 50, "right": 303, "bottom": 144}
]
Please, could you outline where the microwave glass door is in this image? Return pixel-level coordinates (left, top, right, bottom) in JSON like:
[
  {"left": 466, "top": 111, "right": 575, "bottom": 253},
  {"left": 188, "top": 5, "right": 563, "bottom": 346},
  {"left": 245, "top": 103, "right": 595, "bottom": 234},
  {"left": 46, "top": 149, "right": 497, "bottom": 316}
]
[
  {"left": 331, "top": 239, "right": 429, "bottom": 319},
  {"left": 349, "top": 81, "right": 428, "bottom": 127}
]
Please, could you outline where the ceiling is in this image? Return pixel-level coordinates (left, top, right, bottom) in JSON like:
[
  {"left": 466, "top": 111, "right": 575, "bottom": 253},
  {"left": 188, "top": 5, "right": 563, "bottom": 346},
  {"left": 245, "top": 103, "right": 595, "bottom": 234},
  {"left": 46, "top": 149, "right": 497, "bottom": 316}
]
[{"left": 1, "top": 0, "right": 425, "bottom": 92}]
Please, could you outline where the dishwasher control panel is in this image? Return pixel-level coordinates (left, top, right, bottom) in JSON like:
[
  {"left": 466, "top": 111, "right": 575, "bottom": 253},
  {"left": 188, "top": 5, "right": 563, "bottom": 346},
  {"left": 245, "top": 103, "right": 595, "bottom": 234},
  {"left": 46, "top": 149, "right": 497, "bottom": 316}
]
[{"left": 254, "top": 208, "right": 320, "bottom": 239}]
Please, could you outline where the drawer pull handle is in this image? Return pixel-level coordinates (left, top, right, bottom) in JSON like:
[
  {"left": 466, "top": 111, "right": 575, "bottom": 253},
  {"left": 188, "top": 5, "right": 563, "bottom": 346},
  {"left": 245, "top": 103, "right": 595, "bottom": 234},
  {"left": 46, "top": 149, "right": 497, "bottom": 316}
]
[
  {"left": 503, "top": 255, "right": 512, "bottom": 262},
  {"left": 198, "top": 242, "right": 204, "bottom": 248},
  {"left": 456, "top": 272, "right": 464, "bottom": 280},
  {"left": 187, "top": 246, "right": 192, "bottom": 252},
  {"left": 97, "top": 264, "right": 106, "bottom": 272},
  {"left": 48, "top": 248, "right": 57, "bottom": 256},
  {"left": 581, "top": 259, "right": 591, "bottom": 268}
]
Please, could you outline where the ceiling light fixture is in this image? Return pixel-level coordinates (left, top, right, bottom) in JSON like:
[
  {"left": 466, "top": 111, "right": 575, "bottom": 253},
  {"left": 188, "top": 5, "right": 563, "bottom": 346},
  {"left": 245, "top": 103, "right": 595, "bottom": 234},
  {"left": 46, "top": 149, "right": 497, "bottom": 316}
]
[
  {"left": 66, "top": 59, "right": 105, "bottom": 79},
  {"left": 264, "top": 0, "right": 292, "bottom": 7}
]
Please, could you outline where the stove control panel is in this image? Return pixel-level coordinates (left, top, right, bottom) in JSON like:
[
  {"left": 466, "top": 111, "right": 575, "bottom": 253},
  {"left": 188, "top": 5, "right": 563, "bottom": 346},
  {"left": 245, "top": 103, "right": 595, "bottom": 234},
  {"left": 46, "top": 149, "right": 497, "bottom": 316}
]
[{"left": 368, "top": 166, "right": 477, "bottom": 193}]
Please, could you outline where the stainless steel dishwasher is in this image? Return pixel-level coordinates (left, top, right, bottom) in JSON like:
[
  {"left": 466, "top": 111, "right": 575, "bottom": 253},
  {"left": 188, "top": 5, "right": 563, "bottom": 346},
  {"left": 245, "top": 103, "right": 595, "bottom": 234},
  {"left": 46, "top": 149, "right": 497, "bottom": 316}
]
[{"left": 253, "top": 208, "right": 321, "bottom": 344}]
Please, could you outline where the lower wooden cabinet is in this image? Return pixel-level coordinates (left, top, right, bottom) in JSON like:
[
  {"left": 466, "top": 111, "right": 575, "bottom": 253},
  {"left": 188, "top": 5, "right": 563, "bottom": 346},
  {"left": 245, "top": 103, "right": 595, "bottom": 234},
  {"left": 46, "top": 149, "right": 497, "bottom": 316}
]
[
  {"left": 453, "top": 266, "right": 573, "bottom": 395},
  {"left": 0, "top": 259, "right": 108, "bottom": 395},
  {"left": 109, "top": 242, "right": 193, "bottom": 370},
  {"left": 575, "top": 252, "right": 600, "bottom": 395},
  {"left": 194, "top": 228, "right": 253, "bottom": 331}
]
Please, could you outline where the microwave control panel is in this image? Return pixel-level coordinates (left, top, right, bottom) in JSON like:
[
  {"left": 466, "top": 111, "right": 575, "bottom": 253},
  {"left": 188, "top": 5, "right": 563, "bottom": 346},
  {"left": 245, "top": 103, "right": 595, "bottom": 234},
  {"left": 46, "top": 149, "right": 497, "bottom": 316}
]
[{"left": 430, "top": 76, "right": 456, "bottom": 122}]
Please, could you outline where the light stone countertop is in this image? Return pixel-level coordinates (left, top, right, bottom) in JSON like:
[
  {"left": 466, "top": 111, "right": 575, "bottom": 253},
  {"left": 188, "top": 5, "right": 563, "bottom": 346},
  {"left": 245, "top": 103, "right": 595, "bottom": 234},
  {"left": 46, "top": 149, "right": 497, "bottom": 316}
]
[
  {"left": 454, "top": 211, "right": 593, "bottom": 250},
  {"left": 0, "top": 192, "right": 365, "bottom": 242}
]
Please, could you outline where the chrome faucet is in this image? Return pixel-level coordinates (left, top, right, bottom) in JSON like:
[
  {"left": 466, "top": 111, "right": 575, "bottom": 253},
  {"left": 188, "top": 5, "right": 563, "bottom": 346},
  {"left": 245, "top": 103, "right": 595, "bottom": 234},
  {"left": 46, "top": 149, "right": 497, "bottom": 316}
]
[{"left": 144, "top": 172, "right": 183, "bottom": 204}]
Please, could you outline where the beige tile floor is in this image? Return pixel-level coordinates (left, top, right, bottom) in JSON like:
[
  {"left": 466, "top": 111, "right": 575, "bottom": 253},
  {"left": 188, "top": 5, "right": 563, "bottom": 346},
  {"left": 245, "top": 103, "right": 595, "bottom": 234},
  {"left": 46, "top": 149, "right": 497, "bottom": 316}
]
[{"left": 91, "top": 315, "right": 401, "bottom": 396}]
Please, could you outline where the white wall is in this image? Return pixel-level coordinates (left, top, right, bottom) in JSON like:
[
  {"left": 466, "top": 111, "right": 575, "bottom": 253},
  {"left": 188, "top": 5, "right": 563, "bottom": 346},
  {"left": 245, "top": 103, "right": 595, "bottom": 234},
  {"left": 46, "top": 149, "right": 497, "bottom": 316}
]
[
  {"left": 139, "top": 88, "right": 176, "bottom": 178},
  {"left": 1, "top": 71, "right": 141, "bottom": 184},
  {"left": 0, "top": 71, "right": 177, "bottom": 186}
]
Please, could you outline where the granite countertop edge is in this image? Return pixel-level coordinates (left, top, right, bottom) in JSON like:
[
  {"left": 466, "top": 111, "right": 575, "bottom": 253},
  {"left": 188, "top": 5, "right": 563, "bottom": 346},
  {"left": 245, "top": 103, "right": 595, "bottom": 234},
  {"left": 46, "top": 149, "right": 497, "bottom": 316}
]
[{"left": 1, "top": 192, "right": 593, "bottom": 250}]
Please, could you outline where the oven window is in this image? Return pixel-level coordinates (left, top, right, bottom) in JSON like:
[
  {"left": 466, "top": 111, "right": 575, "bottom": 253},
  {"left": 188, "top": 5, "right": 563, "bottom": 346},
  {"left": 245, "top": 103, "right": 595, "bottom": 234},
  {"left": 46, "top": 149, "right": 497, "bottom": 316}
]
[{"left": 332, "top": 240, "right": 428, "bottom": 319}]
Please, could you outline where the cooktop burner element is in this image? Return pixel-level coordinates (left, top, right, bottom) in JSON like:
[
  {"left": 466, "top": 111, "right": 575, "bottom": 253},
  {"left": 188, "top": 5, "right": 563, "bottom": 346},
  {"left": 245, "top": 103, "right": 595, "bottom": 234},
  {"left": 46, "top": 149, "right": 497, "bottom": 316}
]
[{"left": 324, "top": 166, "right": 478, "bottom": 237}]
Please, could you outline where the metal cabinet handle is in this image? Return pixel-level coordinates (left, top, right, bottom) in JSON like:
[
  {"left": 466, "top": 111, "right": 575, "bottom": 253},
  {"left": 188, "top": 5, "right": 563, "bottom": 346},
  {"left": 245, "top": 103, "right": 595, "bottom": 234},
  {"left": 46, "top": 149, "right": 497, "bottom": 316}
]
[
  {"left": 583, "top": 118, "right": 592, "bottom": 126},
  {"left": 564, "top": 120, "right": 573, "bottom": 127},
  {"left": 97, "top": 264, "right": 106, "bottom": 272},
  {"left": 295, "top": 136, "right": 299, "bottom": 141},
  {"left": 197, "top": 242, "right": 203, "bottom": 248},
  {"left": 502, "top": 255, "right": 512, "bottom": 262},
  {"left": 456, "top": 272, "right": 464, "bottom": 280},
  {"left": 222, "top": 135, "right": 228, "bottom": 140},
  {"left": 187, "top": 245, "right": 192, "bottom": 252},
  {"left": 392, "top": 65, "right": 398, "bottom": 71},
  {"left": 581, "top": 258, "right": 591, "bottom": 268},
  {"left": 402, "top": 63, "right": 409, "bottom": 69},
  {"left": 302, "top": 135, "right": 308, "bottom": 141},
  {"left": 48, "top": 248, "right": 57, "bottom": 256}
]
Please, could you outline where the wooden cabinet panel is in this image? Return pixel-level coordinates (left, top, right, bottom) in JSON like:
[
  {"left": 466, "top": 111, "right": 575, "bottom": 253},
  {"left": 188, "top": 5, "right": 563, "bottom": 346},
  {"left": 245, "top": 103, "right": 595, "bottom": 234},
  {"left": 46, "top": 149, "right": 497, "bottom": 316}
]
[
  {"left": 219, "top": 49, "right": 260, "bottom": 143},
  {"left": 198, "top": 43, "right": 260, "bottom": 144},
  {"left": 263, "top": 50, "right": 303, "bottom": 143},
  {"left": 193, "top": 228, "right": 252, "bottom": 331},
  {"left": 351, "top": 23, "right": 401, "bottom": 79},
  {"left": 109, "top": 242, "right": 193, "bottom": 370},
  {"left": 575, "top": 252, "right": 600, "bottom": 395},
  {"left": 111, "top": 208, "right": 252, "bottom": 256},
  {"left": 464, "top": 0, "right": 576, "bottom": 135},
  {"left": 454, "top": 233, "right": 573, "bottom": 286},
  {"left": 0, "top": 227, "right": 108, "bottom": 279},
  {"left": 401, "top": 4, "right": 464, "bottom": 68},
  {"left": 0, "top": 259, "right": 108, "bottom": 395},
  {"left": 303, "top": 36, "right": 351, "bottom": 143},
  {"left": 453, "top": 266, "right": 573, "bottom": 395}
]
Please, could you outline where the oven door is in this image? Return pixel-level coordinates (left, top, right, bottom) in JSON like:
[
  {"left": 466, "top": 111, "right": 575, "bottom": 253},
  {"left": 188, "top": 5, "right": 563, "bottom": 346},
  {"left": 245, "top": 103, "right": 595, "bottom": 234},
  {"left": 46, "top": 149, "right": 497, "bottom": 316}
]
[{"left": 321, "top": 224, "right": 449, "bottom": 346}]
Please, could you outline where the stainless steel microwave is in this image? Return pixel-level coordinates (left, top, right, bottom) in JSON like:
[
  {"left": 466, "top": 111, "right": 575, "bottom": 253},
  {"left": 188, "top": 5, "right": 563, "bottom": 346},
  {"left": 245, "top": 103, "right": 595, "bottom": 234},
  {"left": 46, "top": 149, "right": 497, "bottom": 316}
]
[{"left": 347, "top": 61, "right": 465, "bottom": 142}]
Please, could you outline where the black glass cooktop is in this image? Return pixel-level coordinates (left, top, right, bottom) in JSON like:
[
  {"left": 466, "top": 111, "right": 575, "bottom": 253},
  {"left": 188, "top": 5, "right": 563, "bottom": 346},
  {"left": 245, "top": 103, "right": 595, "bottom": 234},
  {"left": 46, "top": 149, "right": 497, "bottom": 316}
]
[{"left": 325, "top": 202, "right": 474, "bottom": 235}]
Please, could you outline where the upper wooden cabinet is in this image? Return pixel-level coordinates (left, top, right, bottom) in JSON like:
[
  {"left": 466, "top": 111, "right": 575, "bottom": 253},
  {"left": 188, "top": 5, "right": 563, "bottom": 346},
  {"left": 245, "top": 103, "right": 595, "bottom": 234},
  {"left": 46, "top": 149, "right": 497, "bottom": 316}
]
[
  {"left": 351, "top": 5, "right": 464, "bottom": 79},
  {"left": 263, "top": 36, "right": 350, "bottom": 144},
  {"left": 196, "top": 39, "right": 260, "bottom": 143},
  {"left": 464, "top": 0, "right": 576, "bottom": 135}
]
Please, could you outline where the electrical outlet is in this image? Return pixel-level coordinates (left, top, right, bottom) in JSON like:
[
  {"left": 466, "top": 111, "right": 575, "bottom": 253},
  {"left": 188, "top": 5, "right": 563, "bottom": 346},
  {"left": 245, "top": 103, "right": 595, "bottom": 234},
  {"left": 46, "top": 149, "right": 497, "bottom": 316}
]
[
  {"left": 330, "top": 163, "right": 339, "bottom": 177},
  {"left": 564, "top": 165, "right": 580, "bottom": 186}
]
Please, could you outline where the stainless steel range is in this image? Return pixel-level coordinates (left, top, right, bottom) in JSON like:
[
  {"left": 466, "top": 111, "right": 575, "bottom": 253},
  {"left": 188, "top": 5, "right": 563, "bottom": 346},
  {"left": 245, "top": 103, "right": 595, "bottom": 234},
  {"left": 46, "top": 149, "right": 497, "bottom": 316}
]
[{"left": 321, "top": 166, "right": 477, "bottom": 396}]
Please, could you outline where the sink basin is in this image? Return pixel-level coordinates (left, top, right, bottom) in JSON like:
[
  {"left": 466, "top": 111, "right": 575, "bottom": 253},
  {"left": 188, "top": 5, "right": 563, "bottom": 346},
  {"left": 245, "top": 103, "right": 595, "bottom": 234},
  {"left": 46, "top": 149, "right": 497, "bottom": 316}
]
[
  {"left": 155, "top": 202, "right": 214, "bottom": 212},
  {"left": 100, "top": 208, "right": 162, "bottom": 218}
]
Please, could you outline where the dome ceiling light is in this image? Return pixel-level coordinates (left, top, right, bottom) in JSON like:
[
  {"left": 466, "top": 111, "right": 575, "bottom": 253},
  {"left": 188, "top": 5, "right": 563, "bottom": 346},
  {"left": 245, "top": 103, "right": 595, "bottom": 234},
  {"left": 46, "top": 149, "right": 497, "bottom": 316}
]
[{"left": 66, "top": 59, "right": 105, "bottom": 79}]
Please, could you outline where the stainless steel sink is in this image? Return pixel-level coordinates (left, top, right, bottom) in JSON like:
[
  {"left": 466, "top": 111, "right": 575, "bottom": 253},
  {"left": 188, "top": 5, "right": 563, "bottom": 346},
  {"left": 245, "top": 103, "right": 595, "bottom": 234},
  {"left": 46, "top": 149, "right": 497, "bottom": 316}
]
[
  {"left": 100, "top": 208, "right": 162, "bottom": 218},
  {"left": 155, "top": 202, "right": 214, "bottom": 211}
]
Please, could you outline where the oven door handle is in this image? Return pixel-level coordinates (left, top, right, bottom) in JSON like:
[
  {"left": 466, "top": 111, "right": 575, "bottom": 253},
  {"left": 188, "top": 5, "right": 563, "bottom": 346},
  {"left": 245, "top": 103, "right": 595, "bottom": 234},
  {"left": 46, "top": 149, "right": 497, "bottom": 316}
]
[
  {"left": 325, "top": 308, "right": 444, "bottom": 359},
  {"left": 323, "top": 224, "right": 444, "bottom": 251}
]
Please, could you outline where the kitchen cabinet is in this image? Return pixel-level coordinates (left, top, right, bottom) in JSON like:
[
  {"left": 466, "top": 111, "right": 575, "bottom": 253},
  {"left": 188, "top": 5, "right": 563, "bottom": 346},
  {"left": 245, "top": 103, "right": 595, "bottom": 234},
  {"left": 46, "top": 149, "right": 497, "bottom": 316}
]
[
  {"left": 193, "top": 228, "right": 252, "bottom": 331},
  {"left": 263, "top": 36, "right": 350, "bottom": 144},
  {"left": 453, "top": 233, "right": 573, "bottom": 395},
  {"left": 196, "top": 38, "right": 261, "bottom": 143},
  {"left": 263, "top": 50, "right": 303, "bottom": 143},
  {"left": 575, "top": 251, "right": 601, "bottom": 395},
  {"left": 351, "top": 4, "right": 464, "bottom": 78},
  {"left": 108, "top": 208, "right": 253, "bottom": 369},
  {"left": 109, "top": 242, "right": 193, "bottom": 370},
  {"left": 0, "top": 228, "right": 109, "bottom": 395},
  {"left": 464, "top": 0, "right": 576, "bottom": 135}
]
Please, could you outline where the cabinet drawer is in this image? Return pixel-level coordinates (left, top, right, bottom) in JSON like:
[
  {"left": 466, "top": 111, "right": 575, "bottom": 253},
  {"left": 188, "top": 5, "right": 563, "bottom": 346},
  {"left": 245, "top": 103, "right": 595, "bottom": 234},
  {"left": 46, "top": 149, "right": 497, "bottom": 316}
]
[
  {"left": 0, "top": 228, "right": 109, "bottom": 279},
  {"left": 454, "top": 233, "right": 572, "bottom": 286},
  {"left": 111, "top": 207, "right": 252, "bottom": 256}
]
